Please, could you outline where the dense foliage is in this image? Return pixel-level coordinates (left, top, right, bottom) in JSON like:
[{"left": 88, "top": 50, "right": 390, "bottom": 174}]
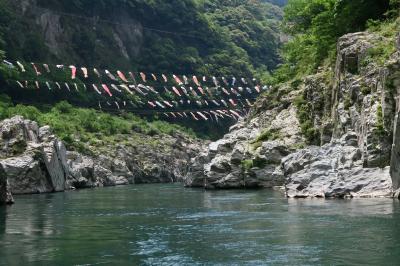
[
  {"left": 273, "top": 0, "right": 400, "bottom": 83},
  {"left": 0, "top": 95, "right": 196, "bottom": 153},
  {"left": 1, "top": 0, "right": 283, "bottom": 78}
]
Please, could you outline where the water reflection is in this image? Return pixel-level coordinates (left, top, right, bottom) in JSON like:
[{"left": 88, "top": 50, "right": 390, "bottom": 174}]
[{"left": 0, "top": 185, "right": 400, "bottom": 265}]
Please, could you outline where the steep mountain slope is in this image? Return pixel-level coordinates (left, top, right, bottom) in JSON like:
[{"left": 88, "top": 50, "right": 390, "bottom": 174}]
[{"left": 0, "top": 0, "right": 283, "bottom": 77}]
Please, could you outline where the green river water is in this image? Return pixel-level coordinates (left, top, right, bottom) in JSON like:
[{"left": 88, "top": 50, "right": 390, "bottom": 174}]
[{"left": 1, "top": 184, "right": 400, "bottom": 265}]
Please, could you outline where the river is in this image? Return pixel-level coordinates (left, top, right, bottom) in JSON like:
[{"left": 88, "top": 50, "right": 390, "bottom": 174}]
[{"left": 0, "top": 184, "right": 400, "bottom": 265}]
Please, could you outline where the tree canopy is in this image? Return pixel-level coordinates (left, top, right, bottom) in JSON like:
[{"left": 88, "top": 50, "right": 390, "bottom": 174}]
[{"left": 273, "top": 0, "right": 398, "bottom": 83}]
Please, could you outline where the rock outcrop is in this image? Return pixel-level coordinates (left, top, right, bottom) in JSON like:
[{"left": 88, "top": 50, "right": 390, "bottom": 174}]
[
  {"left": 185, "top": 104, "right": 303, "bottom": 189},
  {"left": 282, "top": 133, "right": 392, "bottom": 198},
  {"left": 67, "top": 132, "right": 204, "bottom": 190},
  {"left": 185, "top": 29, "right": 400, "bottom": 198},
  {"left": 0, "top": 116, "right": 68, "bottom": 195}
]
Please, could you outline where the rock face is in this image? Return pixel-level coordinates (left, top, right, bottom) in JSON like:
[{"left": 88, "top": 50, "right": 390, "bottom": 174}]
[
  {"left": 0, "top": 116, "right": 68, "bottom": 196},
  {"left": 185, "top": 104, "right": 303, "bottom": 189},
  {"left": 185, "top": 30, "right": 400, "bottom": 198},
  {"left": 67, "top": 132, "right": 203, "bottom": 190},
  {"left": 282, "top": 133, "right": 392, "bottom": 198}
]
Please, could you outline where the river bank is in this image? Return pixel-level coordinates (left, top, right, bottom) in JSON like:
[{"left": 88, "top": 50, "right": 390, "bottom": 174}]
[{"left": 0, "top": 115, "right": 205, "bottom": 204}]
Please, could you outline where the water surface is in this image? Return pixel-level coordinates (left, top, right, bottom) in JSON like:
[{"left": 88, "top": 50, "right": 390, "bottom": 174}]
[{"left": 1, "top": 184, "right": 400, "bottom": 265}]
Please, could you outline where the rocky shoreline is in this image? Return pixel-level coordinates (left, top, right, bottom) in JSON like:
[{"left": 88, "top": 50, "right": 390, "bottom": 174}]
[
  {"left": 184, "top": 31, "right": 400, "bottom": 199},
  {"left": 0, "top": 116, "right": 204, "bottom": 204}
]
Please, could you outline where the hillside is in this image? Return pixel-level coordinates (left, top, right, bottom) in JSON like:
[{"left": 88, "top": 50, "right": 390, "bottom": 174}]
[{"left": 0, "top": 0, "right": 283, "bottom": 77}]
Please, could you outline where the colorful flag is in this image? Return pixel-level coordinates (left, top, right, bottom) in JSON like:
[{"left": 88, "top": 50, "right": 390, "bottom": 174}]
[
  {"left": 43, "top": 64, "right": 50, "bottom": 73},
  {"left": 222, "top": 88, "right": 230, "bottom": 95},
  {"left": 45, "top": 81, "right": 52, "bottom": 90},
  {"left": 120, "top": 84, "right": 133, "bottom": 94},
  {"left": 155, "top": 101, "right": 165, "bottom": 109},
  {"left": 213, "top": 76, "right": 219, "bottom": 87},
  {"left": 229, "top": 99, "right": 237, "bottom": 106},
  {"left": 69, "top": 65, "right": 77, "bottom": 79},
  {"left": 197, "top": 112, "right": 208, "bottom": 121},
  {"left": 31, "top": 63, "right": 41, "bottom": 76},
  {"left": 92, "top": 84, "right": 102, "bottom": 94},
  {"left": 81, "top": 67, "right": 88, "bottom": 78},
  {"left": 111, "top": 84, "right": 122, "bottom": 93},
  {"left": 190, "top": 112, "right": 199, "bottom": 121},
  {"left": 172, "top": 86, "right": 182, "bottom": 97},
  {"left": 16, "top": 61, "right": 26, "bottom": 72},
  {"left": 193, "top": 76, "right": 200, "bottom": 87},
  {"left": 148, "top": 101, "right": 156, "bottom": 108},
  {"left": 173, "top": 75, "right": 183, "bottom": 85},
  {"left": 16, "top": 81, "right": 24, "bottom": 88},
  {"left": 140, "top": 72, "right": 147, "bottom": 82},
  {"left": 101, "top": 84, "right": 113, "bottom": 97},
  {"left": 129, "top": 72, "right": 137, "bottom": 83},
  {"left": 117, "top": 71, "right": 129, "bottom": 82},
  {"left": 94, "top": 68, "right": 101, "bottom": 78},
  {"left": 183, "top": 75, "right": 189, "bottom": 85},
  {"left": 105, "top": 70, "right": 117, "bottom": 81}
]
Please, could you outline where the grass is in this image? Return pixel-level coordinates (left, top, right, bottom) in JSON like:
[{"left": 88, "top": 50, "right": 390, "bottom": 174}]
[
  {"left": 293, "top": 94, "right": 320, "bottom": 145},
  {"left": 0, "top": 94, "right": 197, "bottom": 154},
  {"left": 363, "top": 18, "right": 399, "bottom": 66}
]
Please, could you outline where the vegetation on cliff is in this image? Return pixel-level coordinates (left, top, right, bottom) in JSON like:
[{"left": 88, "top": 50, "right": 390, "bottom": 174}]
[
  {"left": 0, "top": 95, "right": 196, "bottom": 154},
  {"left": 272, "top": 0, "right": 400, "bottom": 83}
]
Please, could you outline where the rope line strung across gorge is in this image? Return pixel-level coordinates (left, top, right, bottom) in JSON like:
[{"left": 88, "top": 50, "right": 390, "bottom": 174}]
[
  {"left": 2, "top": 81, "right": 256, "bottom": 120},
  {"left": 6, "top": 79, "right": 260, "bottom": 108},
  {"left": 4, "top": 59, "right": 263, "bottom": 85},
  {"left": 7, "top": 77, "right": 264, "bottom": 95},
  {"left": 1, "top": 61, "right": 262, "bottom": 120}
]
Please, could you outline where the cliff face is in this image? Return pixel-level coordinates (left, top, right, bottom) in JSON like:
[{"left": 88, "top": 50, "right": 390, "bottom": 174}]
[
  {"left": 185, "top": 29, "right": 400, "bottom": 198},
  {"left": 6, "top": 0, "right": 144, "bottom": 68}
]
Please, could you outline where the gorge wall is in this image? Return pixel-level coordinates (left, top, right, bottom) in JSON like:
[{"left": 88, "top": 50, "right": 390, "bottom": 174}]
[{"left": 185, "top": 29, "right": 400, "bottom": 198}]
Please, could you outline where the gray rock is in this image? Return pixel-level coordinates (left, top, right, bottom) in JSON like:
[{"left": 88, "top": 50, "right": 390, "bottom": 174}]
[
  {"left": 282, "top": 142, "right": 392, "bottom": 198},
  {"left": 0, "top": 116, "right": 68, "bottom": 195}
]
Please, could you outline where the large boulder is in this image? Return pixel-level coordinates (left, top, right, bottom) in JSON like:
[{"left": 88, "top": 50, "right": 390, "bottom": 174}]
[{"left": 0, "top": 116, "right": 68, "bottom": 196}]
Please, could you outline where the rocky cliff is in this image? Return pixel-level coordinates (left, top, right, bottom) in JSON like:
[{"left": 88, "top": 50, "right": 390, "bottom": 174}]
[
  {"left": 185, "top": 29, "right": 400, "bottom": 198},
  {"left": 0, "top": 116, "right": 203, "bottom": 204}
]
